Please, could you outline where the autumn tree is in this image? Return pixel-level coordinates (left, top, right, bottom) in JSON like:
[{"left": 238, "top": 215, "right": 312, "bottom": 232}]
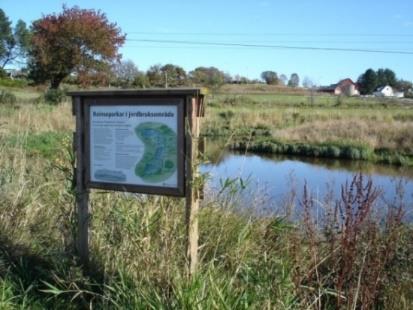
[{"left": 28, "top": 6, "right": 125, "bottom": 89}]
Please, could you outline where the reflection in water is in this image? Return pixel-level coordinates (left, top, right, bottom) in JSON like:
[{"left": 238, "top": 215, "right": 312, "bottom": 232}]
[{"left": 200, "top": 150, "right": 413, "bottom": 221}]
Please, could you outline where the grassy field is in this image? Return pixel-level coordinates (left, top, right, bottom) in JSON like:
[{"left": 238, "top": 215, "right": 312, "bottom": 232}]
[
  {"left": 203, "top": 86, "right": 413, "bottom": 165},
  {"left": 0, "top": 86, "right": 412, "bottom": 308}
]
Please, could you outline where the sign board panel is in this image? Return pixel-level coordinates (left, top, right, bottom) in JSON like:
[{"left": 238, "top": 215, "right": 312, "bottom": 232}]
[{"left": 83, "top": 97, "right": 185, "bottom": 196}]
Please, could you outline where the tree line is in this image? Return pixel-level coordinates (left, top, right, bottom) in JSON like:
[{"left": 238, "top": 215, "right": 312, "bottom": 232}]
[
  {"left": 260, "top": 71, "right": 301, "bottom": 87},
  {"left": 111, "top": 61, "right": 237, "bottom": 89},
  {"left": 1, "top": 6, "right": 411, "bottom": 94},
  {"left": 0, "top": 6, "right": 271, "bottom": 90},
  {"left": 357, "top": 68, "right": 412, "bottom": 95}
]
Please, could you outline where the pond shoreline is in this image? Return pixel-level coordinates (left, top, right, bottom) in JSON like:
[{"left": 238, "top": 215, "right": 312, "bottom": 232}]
[{"left": 226, "top": 138, "right": 413, "bottom": 167}]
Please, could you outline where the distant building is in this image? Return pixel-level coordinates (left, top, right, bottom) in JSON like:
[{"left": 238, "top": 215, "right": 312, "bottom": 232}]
[
  {"left": 373, "top": 85, "right": 404, "bottom": 98},
  {"left": 4, "top": 69, "right": 27, "bottom": 80},
  {"left": 318, "top": 78, "right": 360, "bottom": 96}
]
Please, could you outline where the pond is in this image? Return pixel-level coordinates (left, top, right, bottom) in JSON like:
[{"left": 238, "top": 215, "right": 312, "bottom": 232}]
[{"left": 200, "top": 149, "right": 413, "bottom": 221}]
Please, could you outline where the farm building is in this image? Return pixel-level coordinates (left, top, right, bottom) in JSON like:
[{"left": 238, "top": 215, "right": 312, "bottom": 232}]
[
  {"left": 373, "top": 85, "right": 404, "bottom": 98},
  {"left": 318, "top": 78, "right": 360, "bottom": 96}
]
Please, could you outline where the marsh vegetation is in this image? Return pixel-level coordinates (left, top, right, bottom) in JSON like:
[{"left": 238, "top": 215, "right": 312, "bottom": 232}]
[{"left": 0, "top": 86, "right": 412, "bottom": 308}]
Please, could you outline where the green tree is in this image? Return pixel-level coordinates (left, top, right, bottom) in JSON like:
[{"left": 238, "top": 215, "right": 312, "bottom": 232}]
[
  {"left": 288, "top": 73, "right": 300, "bottom": 87},
  {"left": 0, "top": 10, "right": 30, "bottom": 69},
  {"left": 28, "top": 6, "right": 125, "bottom": 89},
  {"left": 189, "top": 66, "right": 226, "bottom": 89},
  {"left": 112, "top": 59, "right": 139, "bottom": 87},
  {"left": 161, "top": 64, "right": 187, "bottom": 87},
  {"left": 261, "top": 71, "right": 278, "bottom": 85},
  {"left": 302, "top": 76, "right": 314, "bottom": 88},
  {"left": 376, "top": 68, "right": 396, "bottom": 87},
  {"left": 146, "top": 64, "right": 164, "bottom": 87},
  {"left": 395, "top": 79, "right": 412, "bottom": 91},
  {"left": 0, "top": 9, "right": 14, "bottom": 68},
  {"left": 357, "top": 69, "right": 378, "bottom": 94},
  {"left": 132, "top": 71, "right": 150, "bottom": 88},
  {"left": 13, "top": 20, "right": 31, "bottom": 65},
  {"left": 279, "top": 74, "right": 287, "bottom": 86}
]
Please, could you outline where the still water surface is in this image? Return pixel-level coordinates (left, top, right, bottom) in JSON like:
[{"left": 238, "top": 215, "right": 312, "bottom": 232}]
[{"left": 200, "top": 151, "right": 413, "bottom": 220}]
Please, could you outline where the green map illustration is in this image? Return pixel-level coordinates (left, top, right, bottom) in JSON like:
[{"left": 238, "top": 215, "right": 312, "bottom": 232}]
[{"left": 135, "top": 122, "right": 177, "bottom": 183}]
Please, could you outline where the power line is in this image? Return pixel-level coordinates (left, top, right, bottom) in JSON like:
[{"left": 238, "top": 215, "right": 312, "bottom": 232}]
[
  {"left": 124, "top": 44, "right": 413, "bottom": 52},
  {"left": 126, "top": 31, "right": 413, "bottom": 37},
  {"left": 125, "top": 38, "right": 413, "bottom": 55},
  {"left": 127, "top": 38, "right": 413, "bottom": 44}
]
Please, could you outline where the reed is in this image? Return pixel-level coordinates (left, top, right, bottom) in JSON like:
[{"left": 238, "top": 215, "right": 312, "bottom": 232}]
[{"left": 0, "top": 92, "right": 412, "bottom": 308}]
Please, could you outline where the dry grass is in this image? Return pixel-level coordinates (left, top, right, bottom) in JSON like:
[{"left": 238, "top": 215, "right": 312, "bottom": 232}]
[
  {"left": 219, "top": 83, "right": 311, "bottom": 95},
  {"left": 204, "top": 93, "right": 413, "bottom": 157},
  {"left": 0, "top": 93, "right": 412, "bottom": 308},
  {"left": 275, "top": 119, "right": 413, "bottom": 153},
  {"left": 0, "top": 101, "right": 73, "bottom": 136}
]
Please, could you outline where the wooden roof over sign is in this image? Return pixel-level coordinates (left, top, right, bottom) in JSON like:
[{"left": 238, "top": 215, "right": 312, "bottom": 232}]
[{"left": 67, "top": 88, "right": 206, "bottom": 97}]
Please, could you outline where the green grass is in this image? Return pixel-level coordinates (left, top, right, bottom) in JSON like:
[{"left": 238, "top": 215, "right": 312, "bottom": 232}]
[
  {"left": 5, "top": 131, "right": 70, "bottom": 158},
  {"left": 0, "top": 86, "right": 41, "bottom": 103},
  {"left": 203, "top": 92, "right": 413, "bottom": 165},
  {"left": 0, "top": 90, "right": 412, "bottom": 308},
  {"left": 231, "top": 139, "right": 413, "bottom": 166}
]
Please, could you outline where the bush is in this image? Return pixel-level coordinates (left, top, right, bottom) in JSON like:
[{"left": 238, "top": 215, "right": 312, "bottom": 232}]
[
  {"left": 342, "top": 146, "right": 361, "bottom": 159},
  {"left": 0, "top": 90, "right": 17, "bottom": 105},
  {"left": 326, "top": 145, "right": 342, "bottom": 158},
  {"left": 44, "top": 89, "right": 66, "bottom": 105}
]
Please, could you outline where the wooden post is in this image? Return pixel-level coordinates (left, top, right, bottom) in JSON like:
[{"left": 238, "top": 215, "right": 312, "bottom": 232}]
[
  {"left": 185, "top": 96, "right": 200, "bottom": 275},
  {"left": 73, "top": 96, "right": 90, "bottom": 267}
]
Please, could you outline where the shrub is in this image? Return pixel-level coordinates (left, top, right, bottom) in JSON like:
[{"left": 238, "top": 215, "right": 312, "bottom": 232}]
[
  {"left": 297, "top": 174, "right": 408, "bottom": 308},
  {"left": 0, "top": 90, "right": 17, "bottom": 105},
  {"left": 44, "top": 89, "right": 66, "bottom": 105},
  {"left": 326, "top": 145, "right": 342, "bottom": 158},
  {"left": 342, "top": 146, "right": 361, "bottom": 159}
]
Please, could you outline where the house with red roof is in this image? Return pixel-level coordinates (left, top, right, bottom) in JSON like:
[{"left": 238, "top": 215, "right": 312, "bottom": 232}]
[{"left": 319, "top": 78, "right": 360, "bottom": 96}]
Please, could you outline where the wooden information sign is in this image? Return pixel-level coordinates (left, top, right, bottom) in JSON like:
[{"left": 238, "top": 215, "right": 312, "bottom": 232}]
[{"left": 69, "top": 89, "right": 205, "bottom": 274}]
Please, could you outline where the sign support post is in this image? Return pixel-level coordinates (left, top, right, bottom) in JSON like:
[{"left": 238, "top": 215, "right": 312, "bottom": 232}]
[
  {"left": 70, "top": 89, "right": 204, "bottom": 274},
  {"left": 73, "top": 96, "right": 90, "bottom": 267},
  {"left": 185, "top": 97, "right": 201, "bottom": 275}
]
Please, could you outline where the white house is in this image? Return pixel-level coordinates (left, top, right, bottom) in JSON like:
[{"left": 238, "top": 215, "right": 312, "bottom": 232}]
[{"left": 373, "top": 85, "right": 404, "bottom": 98}]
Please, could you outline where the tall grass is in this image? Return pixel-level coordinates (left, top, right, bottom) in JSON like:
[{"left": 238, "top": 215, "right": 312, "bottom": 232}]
[
  {"left": 203, "top": 93, "right": 413, "bottom": 165},
  {"left": 0, "top": 99, "right": 412, "bottom": 308}
]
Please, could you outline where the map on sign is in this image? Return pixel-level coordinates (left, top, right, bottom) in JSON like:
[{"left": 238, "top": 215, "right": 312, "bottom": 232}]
[
  {"left": 134, "top": 122, "right": 177, "bottom": 183},
  {"left": 89, "top": 104, "right": 179, "bottom": 188}
]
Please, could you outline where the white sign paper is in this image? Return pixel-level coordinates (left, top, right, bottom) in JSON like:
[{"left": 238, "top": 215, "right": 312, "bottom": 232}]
[{"left": 90, "top": 104, "right": 178, "bottom": 188}]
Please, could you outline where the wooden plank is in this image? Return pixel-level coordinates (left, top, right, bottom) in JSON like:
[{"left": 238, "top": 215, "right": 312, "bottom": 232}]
[
  {"left": 185, "top": 96, "right": 200, "bottom": 276},
  {"left": 68, "top": 88, "right": 206, "bottom": 97},
  {"left": 73, "top": 96, "right": 90, "bottom": 267}
]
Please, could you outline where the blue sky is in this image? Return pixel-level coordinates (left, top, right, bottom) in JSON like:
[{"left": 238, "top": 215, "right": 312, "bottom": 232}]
[{"left": 2, "top": 0, "right": 413, "bottom": 85}]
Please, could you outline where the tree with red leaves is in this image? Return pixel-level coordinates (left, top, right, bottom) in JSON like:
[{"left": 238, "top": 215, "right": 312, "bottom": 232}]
[{"left": 28, "top": 6, "right": 125, "bottom": 89}]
